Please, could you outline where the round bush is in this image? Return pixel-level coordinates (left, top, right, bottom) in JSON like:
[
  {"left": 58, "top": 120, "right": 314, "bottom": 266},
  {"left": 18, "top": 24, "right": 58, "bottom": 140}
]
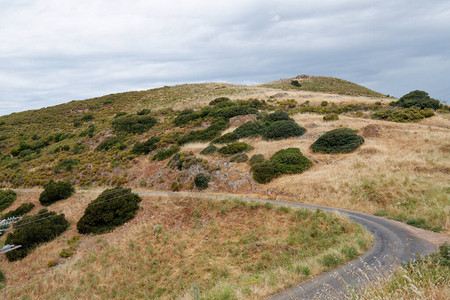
[
  {"left": 200, "top": 144, "right": 217, "bottom": 155},
  {"left": 218, "top": 142, "right": 254, "bottom": 156},
  {"left": 311, "top": 128, "right": 364, "bottom": 154},
  {"left": 77, "top": 187, "right": 142, "bottom": 234},
  {"left": 262, "top": 120, "right": 306, "bottom": 140},
  {"left": 5, "top": 209, "right": 69, "bottom": 261},
  {"left": 194, "top": 173, "right": 209, "bottom": 190},
  {"left": 249, "top": 154, "right": 265, "bottom": 166},
  {"left": 234, "top": 121, "right": 266, "bottom": 138},
  {"left": 39, "top": 180, "right": 75, "bottom": 206},
  {"left": 251, "top": 161, "right": 279, "bottom": 184},
  {"left": 265, "top": 111, "right": 290, "bottom": 122},
  {"left": 212, "top": 132, "right": 238, "bottom": 144},
  {"left": 270, "top": 148, "right": 312, "bottom": 174}
]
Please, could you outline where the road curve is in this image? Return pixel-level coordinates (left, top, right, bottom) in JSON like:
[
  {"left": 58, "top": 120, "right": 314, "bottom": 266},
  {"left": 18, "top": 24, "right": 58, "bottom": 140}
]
[
  {"left": 14, "top": 189, "right": 439, "bottom": 299},
  {"left": 133, "top": 190, "right": 438, "bottom": 299}
]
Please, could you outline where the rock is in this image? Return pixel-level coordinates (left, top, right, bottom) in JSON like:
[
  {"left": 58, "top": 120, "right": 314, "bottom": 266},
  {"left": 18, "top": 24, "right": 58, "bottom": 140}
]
[
  {"left": 361, "top": 124, "right": 382, "bottom": 138},
  {"left": 229, "top": 114, "right": 258, "bottom": 126}
]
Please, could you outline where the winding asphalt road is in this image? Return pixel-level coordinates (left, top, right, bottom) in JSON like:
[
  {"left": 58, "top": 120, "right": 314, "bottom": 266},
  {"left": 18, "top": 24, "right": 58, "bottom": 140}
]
[
  {"left": 14, "top": 189, "right": 441, "bottom": 299},
  {"left": 134, "top": 190, "right": 438, "bottom": 299}
]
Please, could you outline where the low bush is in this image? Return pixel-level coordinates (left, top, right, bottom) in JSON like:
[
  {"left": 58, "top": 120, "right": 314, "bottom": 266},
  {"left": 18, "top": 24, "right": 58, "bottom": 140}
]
[
  {"left": 262, "top": 120, "right": 306, "bottom": 140},
  {"left": 251, "top": 148, "right": 312, "bottom": 183},
  {"left": 178, "top": 118, "right": 229, "bottom": 145},
  {"left": 112, "top": 114, "right": 157, "bottom": 134},
  {"left": 39, "top": 180, "right": 75, "bottom": 206},
  {"left": 251, "top": 161, "right": 279, "bottom": 184},
  {"left": 291, "top": 80, "right": 301, "bottom": 87},
  {"left": 249, "top": 154, "right": 265, "bottom": 166},
  {"left": 372, "top": 107, "right": 434, "bottom": 122},
  {"left": 200, "top": 144, "right": 217, "bottom": 155},
  {"left": 323, "top": 113, "right": 339, "bottom": 121},
  {"left": 209, "top": 105, "right": 258, "bottom": 119},
  {"left": 131, "top": 136, "right": 160, "bottom": 155},
  {"left": 320, "top": 253, "right": 343, "bottom": 268},
  {"left": 270, "top": 148, "right": 312, "bottom": 174},
  {"left": 229, "top": 153, "right": 248, "bottom": 163},
  {"left": 5, "top": 209, "right": 69, "bottom": 261},
  {"left": 2, "top": 203, "right": 35, "bottom": 219},
  {"left": 212, "top": 132, "right": 238, "bottom": 144},
  {"left": 234, "top": 121, "right": 266, "bottom": 138},
  {"left": 54, "top": 158, "right": 80, "bottom": 173},
  {"left": 0, "top": 189, "right": 17, "bottom": 212},
  {"left": 391, "top": 90, "right": 441, "bottom": 110},
  {"left": 77, "top": 187, "right": 142, "bottom": 234},
  {"left": 173, "top": 109, "right": 207, "bottom": 126},
  {"left": 95, "top": 136, "right": 124, "bottom": 151},
  {"left": 218, "top": 142, "right": 254, "bottom": 156},
  {"left": 311, "top": 128, "right": 364, "bottom": 154},
  {"left": 265, "top": 111, "right": 290, "bottom": 122},
  {"left": 153, "top": 146, "right": 180, "bottom": 161},
  {"left": 194, "top": 173, "right": 209, "bottom": 190},
  {"left": 209, "top": 97, "right": 233, "bottom": 107},
  {"left": 137, "top": 108, "right": 151, "bottom": 115},
  {"left": 79, "top": 125, "right": 96, "bottom": 138}
]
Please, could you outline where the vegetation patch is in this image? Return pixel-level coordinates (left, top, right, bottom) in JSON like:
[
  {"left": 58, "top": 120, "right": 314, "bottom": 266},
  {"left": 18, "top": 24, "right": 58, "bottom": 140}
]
[
  {"left": 5, "top": 209, "right": 69, "bottom": 261},
  {"left": 200, "top": 144, "right": 217, "bottom": 155},
  {"left": 323, "top": 113, "right": 339, "bottom": 121},
  {"left": 233, "top": 121, "right": 266, "bottom": 138},
  {"left": 262, "top": 120, "right": 306, "bottom": 140},
  {"left": 391, "top": 90, "right": 441, "bottom": 110},
  {"left": 218, "top": 142, "right": 254, "bottom": 156},
  {"left": 131, "top": 136, "right": 160, "bottom": 155},
  {"left": 372, "top": 107, "right": 434, "bottom": 122},
  {"left": 194, "top": 173, "right": 209, "bottom": 190},
  {"left": 229, "top": 153, "right": 248, "bottom": 163},
  {"left": 251, "top": 148, "right": 312, "bottom": 183},
  {"left": 178, "top": 118, "right": 229, "bottom": 145},
  {"left": 112, "top": 114, "right": 157, "bottom": 134},
  {"left": 0, "top": 189, "right": 17, "bottom": 212},
  {"left": 2, "top": 203, "right": 35, "bottom": 219},
  {"left": 95, "top": 136, "right": 125, "bottom": 151},
  {"left": 39, "top": 180, "right": 75, "bottom": 206},
  {"left": 54, "top": 158, "right": 80, "bottom": 173},
  {"left": 311, "top": 128, "right": 364, "bottom": 154},
  {"left": 77, "top": 187, "right": 142, "bottom": 234}
]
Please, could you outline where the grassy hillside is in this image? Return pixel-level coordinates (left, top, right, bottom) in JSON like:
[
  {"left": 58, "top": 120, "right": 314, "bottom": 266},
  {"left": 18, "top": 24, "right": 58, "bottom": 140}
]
[
  {"left": 261, "top": 75, "right": 386, "bottom": 97},
  {"left": 0, "top": 191, "right": 371, "bottom": 299}
]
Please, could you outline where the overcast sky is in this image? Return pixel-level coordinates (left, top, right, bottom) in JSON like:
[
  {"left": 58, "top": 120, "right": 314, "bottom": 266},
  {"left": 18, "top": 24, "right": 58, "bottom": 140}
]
[{"left": 1, "top": 0, "right": 449, "bottom": 116}]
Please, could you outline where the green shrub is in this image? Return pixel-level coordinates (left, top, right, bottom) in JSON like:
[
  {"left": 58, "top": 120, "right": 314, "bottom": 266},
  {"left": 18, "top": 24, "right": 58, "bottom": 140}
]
[
  {"left": 194, "top": 173, "right": 209, "bottom": 190},
  {"left": 95, "top": 136, "right": 124, "bottom": 151},
  {"left": 212, "top": 132, "right": 238, "bottom": 144},
  {"left": 131, "top": 136, "right": 160, "bottom": 155},
  {"left": 0, "top": 189, "right": 17, "bottom": 212},
  {"left": 311, "top": 128, "right": 364, "bottom": 154},
  {"left": 372, "top": 107, "right": 434, "bottom": 122},
  {"left": 251, "top": 161, "right": 279, "bottom": 184},
  {"left": 265, "top": 111, "right": 290, "bottom": 122},
  {"left": 323, "top": 113, "right": 339, "bottom": 121},
  {"left": 251, "top": 148, "right": 312, "bottom": 183},
  {"left": 5, "top": 209, "right": 69, "bottom": 261},
  {"left": 249, "top": 154, "right": 265, "bottom": 166},
  {"left": 218, "top": 142, "right": 254, "bottom": 156},
  {"left": 439, "top": 242, "right": 450, "bottom": 266},
  {"left": 153, "top": 146, "right": 180, "bottom": 161},
  {"left": 391, "top": 90, "right": 441, "bottom": 109},
  {"left": 2, "top": 203, "right": 35, "bottom": 219},
  {"left": 374, "top": 209, "right": 388, "bottom": 217},
  {"left": 39, "top": 180, "right": 75, "bottom": 206},
  {"left": 341, "top": 245, "right": 358, "bottom": 259},
  {"left": 59, "top": 248, "right": 74, "bottom": 258},
  {"left": 77, "top": 187, "right": 142, "bottom": 234},
  {"left": 54, "top": 158, "right": 80, "bottom": 173},
  {"left": 321, "top": 101, "right": 329, "bottom": 106},
  {"left": 229, "top": 153, "right": 248, "bottom": 163},
  {"left": 178, "top": 118, "right": 229, "bottom": 144},
  {"left": 262, "top": 120, "right": 306, "bottom": 140},
  {"left": 270, "top": 148, "right": 312, "bottom": 174},
  {"left": 291, "top": 80, "right": 301, "bottom": 87},
  {"left": 209, "top": 97, "right": 233, "bottom": 107},
  {"left": 112, "top": 114, "right": 157, "bottom": 134},
  {"left": 173, "top": 109, "right": 206, "bottom": 126},
  {"left": 200, "top": 144, "right": 217, "bottom": 155},
  {"left": 234, "top": 121, "right": 266, "bottom": 138}
]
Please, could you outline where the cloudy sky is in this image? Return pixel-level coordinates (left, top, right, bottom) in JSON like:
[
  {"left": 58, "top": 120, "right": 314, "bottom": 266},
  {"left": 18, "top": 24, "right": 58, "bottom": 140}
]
[{"left": 1, "top": 0, "right": 449, "bottom": 116}]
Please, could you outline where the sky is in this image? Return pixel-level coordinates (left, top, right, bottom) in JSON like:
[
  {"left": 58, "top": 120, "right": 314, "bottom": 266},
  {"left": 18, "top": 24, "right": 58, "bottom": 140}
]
[{"left": 1, "top": 0, "right": 450, "bottom": 116}]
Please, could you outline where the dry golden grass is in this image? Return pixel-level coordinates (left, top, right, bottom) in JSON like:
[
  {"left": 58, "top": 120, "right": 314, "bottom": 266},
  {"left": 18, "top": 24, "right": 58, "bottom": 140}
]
[{"left": 0, "top": 191, "right": 371, "bottom": 299}]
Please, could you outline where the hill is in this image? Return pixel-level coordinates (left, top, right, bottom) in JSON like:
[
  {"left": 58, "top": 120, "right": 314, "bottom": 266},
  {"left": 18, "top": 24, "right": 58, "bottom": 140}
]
[{"left": 0, "top": 75, "right": 449, "bottom": 298}]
